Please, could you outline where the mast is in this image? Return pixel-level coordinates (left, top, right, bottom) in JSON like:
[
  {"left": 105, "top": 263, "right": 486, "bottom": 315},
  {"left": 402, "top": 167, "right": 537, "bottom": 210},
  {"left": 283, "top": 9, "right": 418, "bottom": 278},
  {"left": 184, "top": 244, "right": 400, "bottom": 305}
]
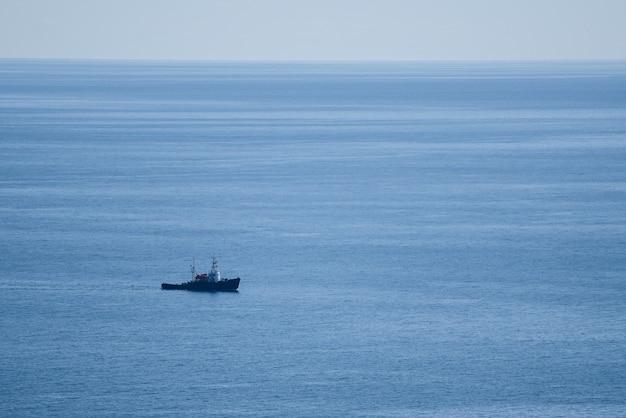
[
  {"left": 209, "top": 255, "right": 221, "bottom": 282},
  {"left": 191, "top": 257, "right": 196, "bottom": 280}
]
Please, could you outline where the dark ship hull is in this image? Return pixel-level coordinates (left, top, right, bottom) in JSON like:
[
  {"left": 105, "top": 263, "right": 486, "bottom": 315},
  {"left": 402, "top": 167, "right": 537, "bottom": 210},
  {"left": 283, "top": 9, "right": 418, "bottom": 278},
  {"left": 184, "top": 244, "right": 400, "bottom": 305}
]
[{"left": 162, "top": 277, "right": 240, "bottom": 292}]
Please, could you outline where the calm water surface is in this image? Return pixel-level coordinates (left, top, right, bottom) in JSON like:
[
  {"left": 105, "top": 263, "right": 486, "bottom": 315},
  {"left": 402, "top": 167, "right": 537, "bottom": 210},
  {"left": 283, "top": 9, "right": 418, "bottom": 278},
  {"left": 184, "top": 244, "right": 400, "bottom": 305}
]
[{"left": 1, "top": 60, "right": 625, "bottom": 416}]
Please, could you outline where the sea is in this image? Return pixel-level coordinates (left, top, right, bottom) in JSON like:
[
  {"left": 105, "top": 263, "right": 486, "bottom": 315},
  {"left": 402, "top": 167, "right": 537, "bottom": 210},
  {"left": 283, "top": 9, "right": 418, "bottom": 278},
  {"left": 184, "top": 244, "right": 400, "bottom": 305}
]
[{"left": 1, "top": 59, "right": 625, "bottom": 417}]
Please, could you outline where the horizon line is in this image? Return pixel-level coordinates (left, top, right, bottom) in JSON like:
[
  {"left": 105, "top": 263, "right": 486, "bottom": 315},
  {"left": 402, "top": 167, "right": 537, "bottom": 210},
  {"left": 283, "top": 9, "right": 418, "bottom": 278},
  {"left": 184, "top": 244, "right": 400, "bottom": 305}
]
[{"left": 2, "top": 57, "right": 626, "bottom": 64}]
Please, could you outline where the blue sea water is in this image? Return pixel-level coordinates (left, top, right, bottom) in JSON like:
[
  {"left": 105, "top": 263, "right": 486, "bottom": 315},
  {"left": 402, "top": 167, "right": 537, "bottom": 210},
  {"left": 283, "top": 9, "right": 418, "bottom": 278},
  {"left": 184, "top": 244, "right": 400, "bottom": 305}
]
[{"left": 1, "top": 59, "right": 625, "bottom": 417}]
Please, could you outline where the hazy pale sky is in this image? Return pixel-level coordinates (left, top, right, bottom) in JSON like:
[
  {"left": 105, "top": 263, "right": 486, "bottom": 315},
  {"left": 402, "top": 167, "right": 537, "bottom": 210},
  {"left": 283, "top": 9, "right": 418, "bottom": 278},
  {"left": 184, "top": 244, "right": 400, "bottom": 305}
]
[{"left": 1, "top": 0, "right": 625, "bottom": 61}]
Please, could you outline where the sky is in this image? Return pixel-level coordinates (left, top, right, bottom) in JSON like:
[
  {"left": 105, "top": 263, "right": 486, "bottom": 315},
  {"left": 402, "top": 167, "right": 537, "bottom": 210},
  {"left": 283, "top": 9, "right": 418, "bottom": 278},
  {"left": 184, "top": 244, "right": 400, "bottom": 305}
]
[{"left": 1, "top": 0, "right": 625, "bottom": 61}]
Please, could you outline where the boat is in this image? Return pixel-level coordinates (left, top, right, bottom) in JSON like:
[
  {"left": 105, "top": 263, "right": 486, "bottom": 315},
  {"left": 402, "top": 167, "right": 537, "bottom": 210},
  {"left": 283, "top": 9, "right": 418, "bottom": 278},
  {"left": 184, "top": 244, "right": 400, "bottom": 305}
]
[{"left": 161, "top": 257, "right": 240, "bottom": 292}]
